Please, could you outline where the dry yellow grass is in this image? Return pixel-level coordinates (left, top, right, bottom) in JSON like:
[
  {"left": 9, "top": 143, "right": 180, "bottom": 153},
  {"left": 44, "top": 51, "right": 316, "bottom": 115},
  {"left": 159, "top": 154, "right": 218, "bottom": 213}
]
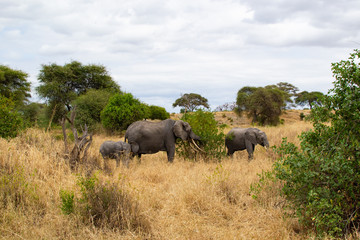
[{"left": 0, "top": 114, "right": 318, "bottom": 239}]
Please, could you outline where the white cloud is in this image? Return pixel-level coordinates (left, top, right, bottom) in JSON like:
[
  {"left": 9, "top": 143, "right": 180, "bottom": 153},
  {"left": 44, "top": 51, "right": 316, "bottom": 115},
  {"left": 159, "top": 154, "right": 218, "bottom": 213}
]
[{"left": 1, "top": 0, "right": 359, "bottom": 112}]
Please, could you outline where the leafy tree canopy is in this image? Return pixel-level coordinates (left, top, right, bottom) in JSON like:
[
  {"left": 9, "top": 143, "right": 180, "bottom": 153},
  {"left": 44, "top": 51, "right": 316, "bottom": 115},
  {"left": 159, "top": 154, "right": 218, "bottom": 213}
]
[
  {"left": 36, "top": 61, "right": 120, "bottom": 113},
  {"left": 236, "top": 85, "right": 285, "bottom": 125},
  {"left": 295, "top": 91, "right": 324, "bottom": 109},
  {"left": 266, "top": 82, "right": 299, "bottom": 109},
  {"left": 173, "top": 93, "right": 210, "bottom": 112},
  {"left": 0, "top": 96, "right": 23, "bottom": 138},
  {"left": 0, "top": 65, "right": 31, "bottom": 108}
]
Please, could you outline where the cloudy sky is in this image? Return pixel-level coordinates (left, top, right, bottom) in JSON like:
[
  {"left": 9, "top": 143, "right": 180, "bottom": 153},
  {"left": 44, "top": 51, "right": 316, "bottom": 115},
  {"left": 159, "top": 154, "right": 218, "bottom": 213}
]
[{"left": 1, "top": 0, "right": 360, "bottom": 112}]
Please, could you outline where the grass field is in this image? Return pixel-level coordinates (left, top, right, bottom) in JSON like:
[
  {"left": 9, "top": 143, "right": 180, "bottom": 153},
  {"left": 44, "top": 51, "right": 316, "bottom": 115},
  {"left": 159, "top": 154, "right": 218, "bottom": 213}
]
[{"left": 0, "top": 110, "right": 324, "bottom": 239}]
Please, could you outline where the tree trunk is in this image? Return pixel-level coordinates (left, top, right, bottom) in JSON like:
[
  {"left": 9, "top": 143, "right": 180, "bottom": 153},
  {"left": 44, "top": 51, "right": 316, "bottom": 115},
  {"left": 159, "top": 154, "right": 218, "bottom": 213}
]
[
  {"left": 69, "top": 125, "right": 92, "bottom": 170},
  {"left": 61, "top": 106, "right": 93, "bottom": 170},
  {"left": 46, "top": 104, "right": 57, "bottom": 132},
  {"left": 60, "top": 117, "right": 68, "bottom": 154}
]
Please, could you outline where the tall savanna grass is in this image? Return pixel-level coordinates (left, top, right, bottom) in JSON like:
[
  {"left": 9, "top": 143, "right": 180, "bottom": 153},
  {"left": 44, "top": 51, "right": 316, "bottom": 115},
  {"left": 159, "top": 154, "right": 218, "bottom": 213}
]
[{"left": 0, "top": 115, "right": 321, "bottom": 239}]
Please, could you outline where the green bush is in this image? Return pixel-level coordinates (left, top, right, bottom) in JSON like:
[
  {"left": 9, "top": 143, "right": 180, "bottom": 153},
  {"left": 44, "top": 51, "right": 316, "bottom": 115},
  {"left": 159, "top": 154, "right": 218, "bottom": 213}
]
[
  {"left": 262, "top": 49, "right": 360, "bottom": 237},
  {"left": 299, "top": 112, "right": 305, "bottom": 121},
  {"left": 72, "top": 89, "right": 114, "bottom": 131},
  {"left": 59, "top": 189, "right": 75, "bottom": 215},
  {"left": 178, "top": 110, "right": 227, "bottom": 161},
  {"left": 101, "top": 93, "right": 150, "bottom": 131},
  {"left": 0, "top": 96, "right": 23, "bottom": 138},
  {"left": 148, "top": 105, "right": 170, "bottom": 120},
  {"left": 19, "top": 102, "right": 43, "bottom": 127}
]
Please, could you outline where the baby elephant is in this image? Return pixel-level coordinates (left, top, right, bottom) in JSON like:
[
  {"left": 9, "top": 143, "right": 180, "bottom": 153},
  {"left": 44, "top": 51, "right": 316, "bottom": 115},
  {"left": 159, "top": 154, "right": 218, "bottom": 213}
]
[
  {"left": 99, "top": 141, "right": 131, "bottom": 167},
  {"left": 225, "top": 128, "right": 269, "bottom": 160}
]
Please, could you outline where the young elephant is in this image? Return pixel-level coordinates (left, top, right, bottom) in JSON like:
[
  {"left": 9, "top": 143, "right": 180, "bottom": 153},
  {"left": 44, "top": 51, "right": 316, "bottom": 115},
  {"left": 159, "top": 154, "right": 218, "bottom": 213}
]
[
  {"left": 99, "top": 140, "right": 131, "bottom": 167},
  {"left": 225, "top": 128, "right": 269, "bottom": 160}
]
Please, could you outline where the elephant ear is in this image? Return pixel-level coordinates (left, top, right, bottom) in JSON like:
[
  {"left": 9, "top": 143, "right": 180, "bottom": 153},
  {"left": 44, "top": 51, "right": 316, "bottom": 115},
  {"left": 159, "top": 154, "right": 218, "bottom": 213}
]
[
  {"left": 245, "top": 129, "right": 258, "bottom": 145},
  {"left": 173, "top": 120, "right": 189, "bottom": 140}
]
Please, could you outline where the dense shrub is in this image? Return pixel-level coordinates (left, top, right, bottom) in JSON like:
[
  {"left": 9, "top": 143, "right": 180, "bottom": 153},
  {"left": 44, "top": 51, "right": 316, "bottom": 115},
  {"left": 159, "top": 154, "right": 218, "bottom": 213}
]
[
  {"left": 72, "top": 89, "right": 114, "bottom": 131},
  {"left": 0, "top": 96, "right": 23, "bottom": 138},
  {"left": 177, "top": 110, "right": 226, "bottom": 161},
  {"left": 101, "top": 93, "right": 150, "bottom": 131},
  {"left": 148, "top": 105, "right": 170, "bottom": 120},
  {"left": 258, "top": 50, "right": 360, "bottom": 237},
  {"left": 19, "top": 102, "right": 44, "bottom": 127},
  {"left": 60, "top": 174, "right": 151, "bottom": 235}
]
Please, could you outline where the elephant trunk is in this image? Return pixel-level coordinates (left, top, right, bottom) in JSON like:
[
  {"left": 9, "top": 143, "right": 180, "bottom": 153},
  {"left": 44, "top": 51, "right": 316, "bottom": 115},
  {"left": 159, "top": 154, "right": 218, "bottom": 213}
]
[
  {"left": 189, "top": 130, "right": 201, "bottom": 141},
  {"left": 264, "top": 141, "right": 270, "bottom": 150}
]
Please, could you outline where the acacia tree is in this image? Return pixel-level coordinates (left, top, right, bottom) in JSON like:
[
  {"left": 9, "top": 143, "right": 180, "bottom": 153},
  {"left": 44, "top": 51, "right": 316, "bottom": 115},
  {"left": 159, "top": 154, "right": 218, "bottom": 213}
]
[
  {"left": 173, "top": 93, "right": 209, "bottom": 113},
  {"left": 295, "top": 91, "right": 324, "bottom": 109},
  {"left": 36, "top": 61, "right": 120, "bottom": 160},
  {"left": 36, "top": 61, "right": 121, "bottom": 122},
  {"left": 236, "top": 86, "right": 285, "bottom": 125},
  {"left": 267, "top": 82, "right": 299, "bottom": 109},
  {"left": 0, "top": 65, "right": 31, "bottom": 108}
]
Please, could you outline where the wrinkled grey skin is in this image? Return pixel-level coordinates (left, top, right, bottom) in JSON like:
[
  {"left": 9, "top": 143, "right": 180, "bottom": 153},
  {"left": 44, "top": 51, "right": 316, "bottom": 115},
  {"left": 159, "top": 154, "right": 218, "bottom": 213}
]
[
  {"left": 225, "top": 128, "right": 269, "bottom": 160},
  {"left": 125, "top": 119, "right": 200, "bottom": 162},
  {"left": 99, "top": 140, "right": 131, "bottom": 167}
]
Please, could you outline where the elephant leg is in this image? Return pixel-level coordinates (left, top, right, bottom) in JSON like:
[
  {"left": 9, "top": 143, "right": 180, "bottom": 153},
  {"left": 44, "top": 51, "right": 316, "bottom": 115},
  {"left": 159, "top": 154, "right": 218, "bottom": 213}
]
[
  {"left": 137, "top": 153, "right": 142, "bottom": 163},
  {"left": 115, "top": 156, "right": 120, "bottom": 167},
  {"left": 121, "top": 159, "right": 129, "bottom": 168},
  {"left": 245, "top": 141, "right": 254, "bottom": 160},
  {"left": 167, "top": 145, "right": 175, "bottom": 162},
  {"left": 227, "top": 149, "right": 235, "bottom": 157},
  {"left": 122, "top": 151, "right": 130, "bottom": 168}
]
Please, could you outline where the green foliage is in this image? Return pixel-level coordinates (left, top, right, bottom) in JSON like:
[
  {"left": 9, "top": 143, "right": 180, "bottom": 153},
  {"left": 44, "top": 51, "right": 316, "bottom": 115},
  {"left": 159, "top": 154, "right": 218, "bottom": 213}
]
[
  {"left": 299, "top": 112, "right": 305, "bottom": 121},
  {"left": 36, "top": 61, "right": 121, "bottom": 122},
  {"left": 60, "top": 174, "right": 151, "bottom": 234},
  {"left": 267, "top": 49, "right": 360, "bottom": 237},
  {"left": 178, "top": 110, "right": 226, "bottom": 161},
  {"left": 101, "top": 93, "right": 150, "bottom": 131},
  {"left": 173, "top": 93, "right": 210, "bottom": 112},
  {"left": 236, "top": 86, "right": 285, "bottom": 125},
  {"left": 205, "top": 164, "right": 229, "bottom": 185},
  {"left": 59, "top": 189, "right": 75, "bottom": 215},
  {"left": 0, "top": 65, "right": 31, "bottom": 108},
  {"left": 266, "top": 82, "right": 299, "bottom": 109},
  {"left": 295, "top": 91, "right": 324, "bottom": 109},
  {"left": 148, "top": 105, "right": 170, "bottom": 120},
  {"left": 250, "top": 169, "right": 276, "bottom": 201},
  {"left": 72, "top": 89, "right": 114, "bottom": 131},
  {"left": 19, "top": 102, "right": 44, "bottom": 127},
  {"left": 0, "top": 96, "right": 23, "bottom": 138}
]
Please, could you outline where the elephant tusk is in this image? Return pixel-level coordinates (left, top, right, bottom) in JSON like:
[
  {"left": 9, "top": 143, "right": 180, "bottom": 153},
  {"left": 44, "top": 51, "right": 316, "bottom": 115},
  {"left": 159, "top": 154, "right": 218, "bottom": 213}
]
[
  {"left": 191, "top": 139, "right": 206, "bottom": 153},
  {"left": 189, "top": 142, "right": 198, "bottom": 152}
]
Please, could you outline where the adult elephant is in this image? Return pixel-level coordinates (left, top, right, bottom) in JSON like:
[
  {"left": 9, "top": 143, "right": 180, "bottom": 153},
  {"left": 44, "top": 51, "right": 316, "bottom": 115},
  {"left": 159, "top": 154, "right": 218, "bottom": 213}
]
[
  {"left": 125, "top": 119, "right": 201, "bottom": 162},
  {"left": 225, "top": 127, "right": 269, "bottom": 160}
]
